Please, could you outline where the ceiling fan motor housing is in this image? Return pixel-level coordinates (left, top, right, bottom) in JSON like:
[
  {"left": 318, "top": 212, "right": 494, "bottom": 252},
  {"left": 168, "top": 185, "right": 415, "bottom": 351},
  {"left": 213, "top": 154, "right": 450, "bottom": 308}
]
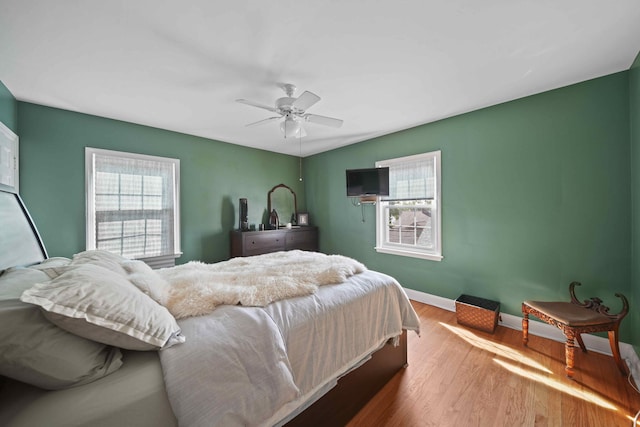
[{"left": 275, "top": 97, "right": 298, "bottom": 114}]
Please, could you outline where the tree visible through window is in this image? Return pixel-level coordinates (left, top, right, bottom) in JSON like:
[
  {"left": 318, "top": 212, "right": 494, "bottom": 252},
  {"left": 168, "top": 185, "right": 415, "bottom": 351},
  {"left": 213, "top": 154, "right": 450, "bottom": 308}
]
[
  {"left": 86, "top": 148, "right": 181, "bottom": 263},
  {"left": 376, "top": 151, "right": 442, "bottom": 261}
]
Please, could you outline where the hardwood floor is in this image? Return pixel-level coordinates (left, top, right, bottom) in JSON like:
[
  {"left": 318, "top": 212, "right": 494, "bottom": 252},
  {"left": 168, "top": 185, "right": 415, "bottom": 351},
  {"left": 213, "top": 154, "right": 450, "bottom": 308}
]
[{"left": 347, "top": 301, "right": 640, "bottom": 427}]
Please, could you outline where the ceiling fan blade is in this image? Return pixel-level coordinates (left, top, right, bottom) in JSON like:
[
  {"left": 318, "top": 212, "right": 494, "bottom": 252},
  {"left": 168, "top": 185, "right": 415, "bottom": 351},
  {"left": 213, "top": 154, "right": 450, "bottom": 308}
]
[
  {"left": 292, "top": 91, "right": 321, "bottom": 111},
  {"left": 236, "top": 98, "right": 278, "bottom": 113},
  {"left": 304, "top": 113, "right": 344, "bottom": 128},
  {"left": 246, "top": 116, "right": 281, "bottom": 127}
]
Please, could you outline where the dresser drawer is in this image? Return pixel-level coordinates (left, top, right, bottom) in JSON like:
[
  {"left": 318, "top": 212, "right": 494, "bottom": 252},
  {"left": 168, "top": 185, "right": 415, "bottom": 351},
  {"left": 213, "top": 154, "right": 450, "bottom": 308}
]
[
  {"left": 230, "top": 227, "right": 318, "bottom": 258},
  {"left": 285, "top": 228, "right": 318, "bottom": 251},
  {"left": 242, "top": 231, "right": 286, "bottom": 256}
]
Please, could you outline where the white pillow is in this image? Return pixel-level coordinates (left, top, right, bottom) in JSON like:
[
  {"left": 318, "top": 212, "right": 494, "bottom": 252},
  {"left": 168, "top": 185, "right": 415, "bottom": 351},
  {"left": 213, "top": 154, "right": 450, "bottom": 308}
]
[
  {"left": 71, "top": 249, "right": 129, "bottom": 275},
  {"left": 27, "top": 256, "right": 72, "bottom": 278},
  {"left": 1, "top": 267, "right": 123, "bottom": 390},
  {"left": 22, "top": 251, "right": 124, "bottom": 279},
  {"left": 20, "top": 263, "right": 185, "bottom": 351},
  {"left": 121, "top": 260, "right": 171, "bottom": 305}
]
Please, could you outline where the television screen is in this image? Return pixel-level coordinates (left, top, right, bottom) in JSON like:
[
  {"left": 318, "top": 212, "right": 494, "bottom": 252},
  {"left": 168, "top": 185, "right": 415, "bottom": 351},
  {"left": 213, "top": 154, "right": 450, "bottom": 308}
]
[{"left": 346, "top": 167, "right": 389, "bottom": 197}]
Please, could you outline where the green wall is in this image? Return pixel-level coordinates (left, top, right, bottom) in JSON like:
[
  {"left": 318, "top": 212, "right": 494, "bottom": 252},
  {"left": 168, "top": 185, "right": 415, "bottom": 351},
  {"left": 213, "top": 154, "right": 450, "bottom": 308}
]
[
  {"left": 0, "top": 81, "right": 17, "bottom": 132},
  {"left": 306, "top": 72, "right": 634, "bottom": 343},
  {"left": 631, "top": 52, "right": 640, "bottom": 350},
  {"left": 16, "top": 102, "right": 305, "bottom": 264}
]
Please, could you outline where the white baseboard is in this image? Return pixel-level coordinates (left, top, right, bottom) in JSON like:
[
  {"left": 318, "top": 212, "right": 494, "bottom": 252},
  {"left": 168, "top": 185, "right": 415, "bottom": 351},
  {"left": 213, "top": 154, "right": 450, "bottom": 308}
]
[{"left": 404, "top": 287, "right": 640, "bottom": 384}]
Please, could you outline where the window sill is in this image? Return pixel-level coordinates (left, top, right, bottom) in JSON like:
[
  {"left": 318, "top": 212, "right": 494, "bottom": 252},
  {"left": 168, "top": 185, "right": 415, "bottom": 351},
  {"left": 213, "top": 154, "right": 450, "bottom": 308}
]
[
  {"left": 138, "top": 253, "right": 182, "bottom": 269},
  {"left": 375, "top": 246, "right": 443, "bottom": 261}
]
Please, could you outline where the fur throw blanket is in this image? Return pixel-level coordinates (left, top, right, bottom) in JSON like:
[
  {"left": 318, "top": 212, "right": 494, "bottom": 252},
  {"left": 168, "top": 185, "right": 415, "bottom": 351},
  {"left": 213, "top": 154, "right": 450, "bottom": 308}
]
[{"left": 135, "top": 251, "right": 366, "bottom": 319}]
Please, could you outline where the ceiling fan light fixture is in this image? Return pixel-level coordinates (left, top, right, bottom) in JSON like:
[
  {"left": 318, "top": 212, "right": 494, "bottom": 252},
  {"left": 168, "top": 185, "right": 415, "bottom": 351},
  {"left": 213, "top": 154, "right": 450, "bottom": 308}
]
[{"left": 280, "top": 115, "right": 301, "bottom": 138}]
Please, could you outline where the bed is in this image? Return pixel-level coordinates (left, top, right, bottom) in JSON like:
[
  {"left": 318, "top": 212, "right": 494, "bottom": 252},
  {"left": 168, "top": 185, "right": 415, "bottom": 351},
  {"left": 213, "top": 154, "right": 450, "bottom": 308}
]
[{"left": 0, "top": 188, "right": 420, "bottom": 427}]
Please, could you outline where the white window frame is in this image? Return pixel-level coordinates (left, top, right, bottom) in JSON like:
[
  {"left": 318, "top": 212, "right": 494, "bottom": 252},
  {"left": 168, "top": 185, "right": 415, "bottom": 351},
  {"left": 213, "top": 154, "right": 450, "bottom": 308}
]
[
  {"left": 375, "top": 150, "right": 442, "bottom": 261},
  {"left": 0, "top": 121, "right": 19, "bottom": 194},
  {"left": 85, "top": 148, "right": 181, "bottom": 263}
]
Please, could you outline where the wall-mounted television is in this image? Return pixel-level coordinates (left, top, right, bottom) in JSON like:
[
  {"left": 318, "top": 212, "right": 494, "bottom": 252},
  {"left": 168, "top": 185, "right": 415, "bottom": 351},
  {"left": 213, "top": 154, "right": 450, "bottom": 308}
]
[{"left": 346, "top": 167, "right": 390, "bottom": 197}]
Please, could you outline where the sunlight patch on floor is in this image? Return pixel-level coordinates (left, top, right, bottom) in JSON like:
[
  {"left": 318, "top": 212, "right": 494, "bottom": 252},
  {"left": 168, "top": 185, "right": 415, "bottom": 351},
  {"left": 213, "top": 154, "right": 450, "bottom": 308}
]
[
  {"left": 494, "top": 359, "right": 618, "bottom": 411},
  {"left": 439, "top": 322, "right": 551, "bottom": 373},
  {"left": 440, "top": 322, "right": 622, "bottom": 414}
]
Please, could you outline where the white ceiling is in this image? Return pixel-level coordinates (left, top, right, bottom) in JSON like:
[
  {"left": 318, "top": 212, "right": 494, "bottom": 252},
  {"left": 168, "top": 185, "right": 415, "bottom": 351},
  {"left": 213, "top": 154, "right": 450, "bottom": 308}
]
[{"left": 1, "top": 1, "right": 639, "bottom": 157}]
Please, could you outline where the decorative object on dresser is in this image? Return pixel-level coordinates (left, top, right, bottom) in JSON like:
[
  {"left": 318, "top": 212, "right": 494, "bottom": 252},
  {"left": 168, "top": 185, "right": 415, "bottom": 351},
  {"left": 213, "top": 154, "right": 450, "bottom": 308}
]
[
  {"left": 239, "top": 198, "right": 249, "bottom": 231},
  {"left": 268, "top": 183, "right": 297, "bottom": 229},
  {"left": 269, "top": 209, "right": 279, "bottom": 230},
  {"left": 297, "top": 212, "right": 309, "bottom": 226},
  {"left": 230, "top": 227, "right": 318, "bottom": 258}
]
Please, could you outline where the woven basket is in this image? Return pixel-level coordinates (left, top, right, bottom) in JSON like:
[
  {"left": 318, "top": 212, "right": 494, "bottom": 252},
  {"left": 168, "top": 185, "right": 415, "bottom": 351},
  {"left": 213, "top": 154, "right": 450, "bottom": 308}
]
[{"left": 455, "top": 294, "right": 500, "bottom": 333}]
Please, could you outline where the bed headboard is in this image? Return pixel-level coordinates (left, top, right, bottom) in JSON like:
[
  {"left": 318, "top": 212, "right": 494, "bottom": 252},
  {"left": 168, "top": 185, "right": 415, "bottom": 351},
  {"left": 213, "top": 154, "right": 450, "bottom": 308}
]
[{"left": 0, "top": 189, "right": 47, "bottom": 270}]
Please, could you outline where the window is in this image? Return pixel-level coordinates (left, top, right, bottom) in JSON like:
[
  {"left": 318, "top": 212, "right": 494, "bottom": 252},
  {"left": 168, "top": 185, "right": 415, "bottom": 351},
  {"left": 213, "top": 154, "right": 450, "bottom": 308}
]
[
  {"left": 86, "top": 148, "right": 181, "bottom": 266},
  {"left": 0, "top": 121, "right": 19, "bottom": 193},
  {"left": 375, "top": 150, "right": 442, "bottom": 261}
]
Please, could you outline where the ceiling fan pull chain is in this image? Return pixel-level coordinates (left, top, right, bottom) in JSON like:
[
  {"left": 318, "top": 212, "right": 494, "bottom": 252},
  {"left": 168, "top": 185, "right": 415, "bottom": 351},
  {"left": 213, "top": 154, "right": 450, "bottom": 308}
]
[{"left": 299, "top": 132, "right": 303, "bottom": 181}]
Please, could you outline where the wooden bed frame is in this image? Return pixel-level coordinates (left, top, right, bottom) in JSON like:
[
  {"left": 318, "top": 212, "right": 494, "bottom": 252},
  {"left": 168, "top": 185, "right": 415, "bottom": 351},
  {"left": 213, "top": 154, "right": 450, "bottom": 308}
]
[
  {"left": 287, "top": 331, "right": 407, "bottom": 426},
  {"left": 0, "top": 188, "right": 408, "bottom": 426}
]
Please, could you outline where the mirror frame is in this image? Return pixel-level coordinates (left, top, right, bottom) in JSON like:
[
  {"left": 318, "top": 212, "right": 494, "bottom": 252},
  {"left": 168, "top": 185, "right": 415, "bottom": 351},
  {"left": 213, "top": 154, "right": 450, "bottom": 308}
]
[{"left": 267, "top": 183, "right": 297, "bottom": 225}]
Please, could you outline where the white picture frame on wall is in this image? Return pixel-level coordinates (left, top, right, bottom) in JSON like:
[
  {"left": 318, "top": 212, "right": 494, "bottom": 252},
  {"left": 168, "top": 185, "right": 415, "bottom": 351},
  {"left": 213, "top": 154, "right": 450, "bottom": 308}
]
[{"left": 0, "top": 121, "right": 18, "bottom": 194}]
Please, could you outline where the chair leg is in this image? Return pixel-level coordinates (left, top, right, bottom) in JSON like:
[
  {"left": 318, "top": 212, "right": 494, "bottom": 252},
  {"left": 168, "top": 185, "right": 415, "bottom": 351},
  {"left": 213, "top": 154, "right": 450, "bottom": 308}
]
[
  {"left": 608, "top": 327, "right": 629, "bottom": 376},
  {"left": 522, "top": 311, "right": 529, "bottom": 346},
  {"left": 565, "top": 331, "right": 576, "bottom": 378},
  {"left": 576, "top": 334, "right": 587, "bottom": 353}
]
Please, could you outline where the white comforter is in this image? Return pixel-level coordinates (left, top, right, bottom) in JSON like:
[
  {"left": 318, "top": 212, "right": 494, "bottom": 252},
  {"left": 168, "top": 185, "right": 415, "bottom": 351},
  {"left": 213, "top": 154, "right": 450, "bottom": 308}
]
[{"left": 159, "top": 269, "right": 420, "bottom": 427}]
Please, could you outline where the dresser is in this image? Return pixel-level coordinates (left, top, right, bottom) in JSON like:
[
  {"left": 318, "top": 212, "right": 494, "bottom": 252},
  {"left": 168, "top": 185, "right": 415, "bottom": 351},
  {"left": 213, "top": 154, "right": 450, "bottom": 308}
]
[{"left": 230, "top": 227, "right": 318, "bottom": 258}]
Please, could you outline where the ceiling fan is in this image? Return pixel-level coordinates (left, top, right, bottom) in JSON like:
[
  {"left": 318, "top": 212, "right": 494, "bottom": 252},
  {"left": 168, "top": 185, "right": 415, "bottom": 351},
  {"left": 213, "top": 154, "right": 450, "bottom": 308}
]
[{"left": 236, "top": 84, "right": 344, "bottom": 138}]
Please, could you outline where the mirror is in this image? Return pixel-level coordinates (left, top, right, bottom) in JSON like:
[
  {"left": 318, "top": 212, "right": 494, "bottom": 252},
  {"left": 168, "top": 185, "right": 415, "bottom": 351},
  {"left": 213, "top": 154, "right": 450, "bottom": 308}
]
[{"left": 268, "top": 184, "right": 297, "bottom": 228}]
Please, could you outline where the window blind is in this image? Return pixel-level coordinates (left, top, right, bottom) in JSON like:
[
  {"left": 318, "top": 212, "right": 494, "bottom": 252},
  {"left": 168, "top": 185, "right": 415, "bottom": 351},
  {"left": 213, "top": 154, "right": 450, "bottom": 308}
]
[
  {"left": 87, "top": 148, "right": 180, "bottom": 262},
  {"left": 382, "top": 157, "right": 435, "bottom": 201}
]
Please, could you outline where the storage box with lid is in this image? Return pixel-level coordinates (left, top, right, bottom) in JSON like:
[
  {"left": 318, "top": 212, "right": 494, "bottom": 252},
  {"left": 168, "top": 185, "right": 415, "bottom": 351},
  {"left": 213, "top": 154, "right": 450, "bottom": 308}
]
[{"left": 455, "top": 294, "right": 500, "bottom": 333}]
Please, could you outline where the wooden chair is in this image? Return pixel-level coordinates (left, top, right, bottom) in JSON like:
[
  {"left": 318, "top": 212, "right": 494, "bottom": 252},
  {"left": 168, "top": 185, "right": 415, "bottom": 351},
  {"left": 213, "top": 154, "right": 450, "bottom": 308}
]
[{"left": 522, "top": 282, "right": 629, "bottom": 378}]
